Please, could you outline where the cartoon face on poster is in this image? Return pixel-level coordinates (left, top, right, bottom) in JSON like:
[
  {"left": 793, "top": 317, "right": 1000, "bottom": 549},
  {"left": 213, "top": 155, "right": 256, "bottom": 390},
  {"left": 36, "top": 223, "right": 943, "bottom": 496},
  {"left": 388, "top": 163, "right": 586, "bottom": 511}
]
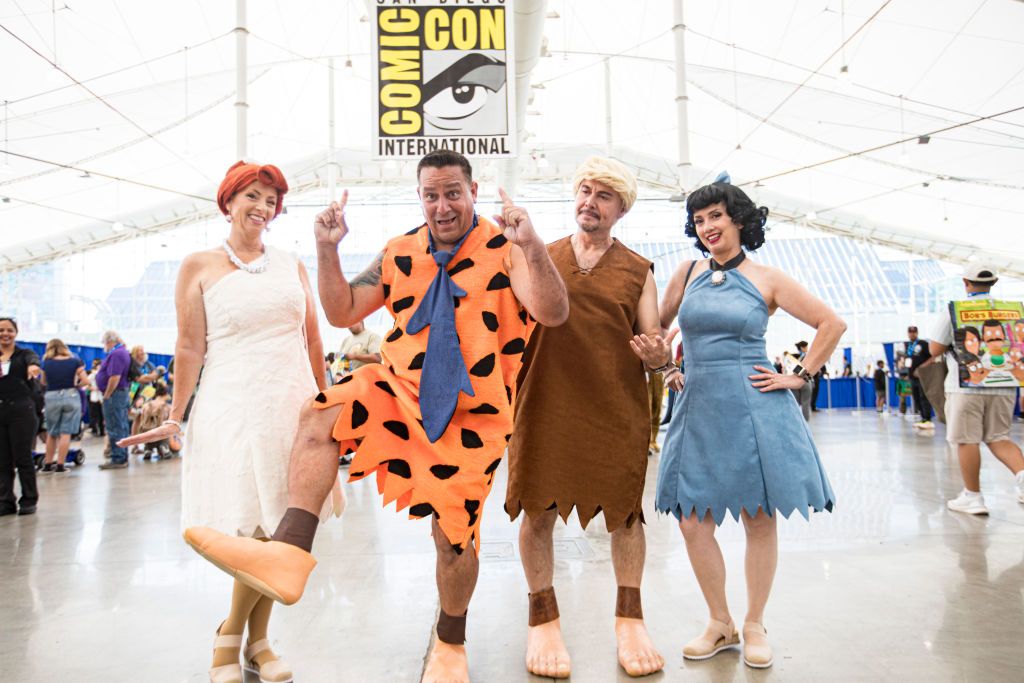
[
  {"left": 373, "top": 1, "right": 516, "bottom": 160},
  {"left": 948, "top": 299, "right": 1024, "bottom": 388}
]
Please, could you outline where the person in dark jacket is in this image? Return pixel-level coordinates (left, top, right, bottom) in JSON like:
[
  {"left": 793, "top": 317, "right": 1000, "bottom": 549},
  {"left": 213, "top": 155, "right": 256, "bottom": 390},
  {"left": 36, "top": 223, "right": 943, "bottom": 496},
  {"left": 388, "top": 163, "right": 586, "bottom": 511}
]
[
  {"left": 0, "top": 317, "right": 42, "bottom": 515},
  {"left": 905, "top": 325, "right": 934, "bottom": 428}
]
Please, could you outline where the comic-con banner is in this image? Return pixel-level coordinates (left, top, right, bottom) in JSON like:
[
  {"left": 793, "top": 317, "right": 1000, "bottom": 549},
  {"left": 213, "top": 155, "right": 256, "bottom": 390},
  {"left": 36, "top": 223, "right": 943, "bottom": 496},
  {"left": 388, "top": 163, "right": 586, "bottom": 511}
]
[
  {"left": 948, "top": 298, "right": 1024, "bottom": 388},
  {"left": 372, "top": 0, "right": 516, "bottom": 160}
]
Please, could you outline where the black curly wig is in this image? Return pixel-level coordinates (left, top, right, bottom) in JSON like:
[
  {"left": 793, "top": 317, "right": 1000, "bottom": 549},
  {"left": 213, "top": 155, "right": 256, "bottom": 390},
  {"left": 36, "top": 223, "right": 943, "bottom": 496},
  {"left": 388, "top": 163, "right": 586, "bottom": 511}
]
[{"left": 684, "top": 182, "right": 769, "bottom": 255}]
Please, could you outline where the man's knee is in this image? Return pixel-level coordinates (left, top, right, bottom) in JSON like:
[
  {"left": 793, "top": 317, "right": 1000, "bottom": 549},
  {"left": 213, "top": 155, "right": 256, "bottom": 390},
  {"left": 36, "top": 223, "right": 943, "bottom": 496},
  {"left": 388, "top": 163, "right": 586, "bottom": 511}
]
[
  {"left": 295, "top": 398, "right": 340, "bottom": 447},
  {"left": 522, "top": 508, "right": 559, "bottom": 535}
]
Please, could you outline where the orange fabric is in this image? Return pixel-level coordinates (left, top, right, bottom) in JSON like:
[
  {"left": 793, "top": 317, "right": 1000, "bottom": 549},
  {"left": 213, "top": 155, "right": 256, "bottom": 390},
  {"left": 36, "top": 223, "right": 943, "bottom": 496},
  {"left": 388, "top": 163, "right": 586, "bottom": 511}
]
[
  {"left": 216, "top": 161, "right": 289, "bottom": 218},
  {"left": 315, "top": 217, "right": 530, "bottom": 553}
]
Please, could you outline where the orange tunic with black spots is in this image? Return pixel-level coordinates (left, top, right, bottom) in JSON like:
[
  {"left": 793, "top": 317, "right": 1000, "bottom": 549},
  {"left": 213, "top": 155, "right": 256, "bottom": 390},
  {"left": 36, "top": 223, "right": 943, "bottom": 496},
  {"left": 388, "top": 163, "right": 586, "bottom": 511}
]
[{"left": 314, "top": 217, "right": 531, "bottom": 553}]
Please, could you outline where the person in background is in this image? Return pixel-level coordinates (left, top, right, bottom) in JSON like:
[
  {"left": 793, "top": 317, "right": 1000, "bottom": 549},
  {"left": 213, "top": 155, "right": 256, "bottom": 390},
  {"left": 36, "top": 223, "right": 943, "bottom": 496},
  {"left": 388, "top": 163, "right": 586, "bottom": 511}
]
[
  {"left": 783, "top": 341, "right": 813, "bottom": 421},
  {"left": 873, "top": 360, "right": 887, "bottom": 413},
  {"left": 0, "top": 317, "right": 42, "bottom": 516},
  {"left": 39, "top": 338, "right": 89, "bottom": 473},
  {"left": 905, "top": 325, "right": 934, "bottom": 429},
  {"left": 335, "top": 320, "right": 382, "bottom": 376},
  {"left": 96, "top": 330, "right": 132, "bottom": 469},
  {"left": 87, "top": 360, "right": 105, "bottom": 436}
]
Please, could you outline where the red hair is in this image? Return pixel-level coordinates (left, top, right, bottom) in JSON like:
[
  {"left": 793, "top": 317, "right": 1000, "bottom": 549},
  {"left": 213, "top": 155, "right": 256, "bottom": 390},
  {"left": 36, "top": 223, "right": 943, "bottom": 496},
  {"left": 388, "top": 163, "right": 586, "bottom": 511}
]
[{"left": 216, "top": 161, "right": 289, "bottom": 219}]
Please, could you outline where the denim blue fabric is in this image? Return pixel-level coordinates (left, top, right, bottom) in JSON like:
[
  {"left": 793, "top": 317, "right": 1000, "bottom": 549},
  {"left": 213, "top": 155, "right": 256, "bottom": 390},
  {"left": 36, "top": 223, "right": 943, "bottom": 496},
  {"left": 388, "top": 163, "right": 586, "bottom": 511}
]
[
  {"left": 102, "top": 388, "right": 130, "bottom": 463},
  {"left": 657, "top": 268, "right": 835, "bottom": 524},
  {"left": 44, "top": 388, "right": 82, "bottom": 435}
]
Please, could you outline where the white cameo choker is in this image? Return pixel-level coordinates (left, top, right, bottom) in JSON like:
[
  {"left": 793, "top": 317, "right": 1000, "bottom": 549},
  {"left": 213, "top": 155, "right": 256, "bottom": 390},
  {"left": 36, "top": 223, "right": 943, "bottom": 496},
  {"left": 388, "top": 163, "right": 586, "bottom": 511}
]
[{"left": 222, "top": 239, "right": 269, "bottom": 274}]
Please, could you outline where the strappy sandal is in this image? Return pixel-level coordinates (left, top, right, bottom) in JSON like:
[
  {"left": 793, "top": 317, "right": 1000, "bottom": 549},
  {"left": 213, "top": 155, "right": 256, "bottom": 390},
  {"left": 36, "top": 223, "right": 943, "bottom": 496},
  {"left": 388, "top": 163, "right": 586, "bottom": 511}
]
[
  {"left": 209, "top": 623, "right": 243, "bottom": 683},
  {"left": 682, "top": 618, "right": 740, "bottom": 660},
  {"left": 742, "top": 621, "right": 773, "bottom": 669},
  {"left": 243, "top": 638, "right": 294, "bottom": 683}
]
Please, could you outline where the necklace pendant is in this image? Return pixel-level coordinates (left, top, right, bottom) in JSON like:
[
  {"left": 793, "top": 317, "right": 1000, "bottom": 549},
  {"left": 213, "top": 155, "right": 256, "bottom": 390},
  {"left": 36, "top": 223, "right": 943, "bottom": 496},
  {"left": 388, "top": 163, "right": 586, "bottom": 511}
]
[{"left": 710, "top": 270, "right": 726, "bottom": 286}]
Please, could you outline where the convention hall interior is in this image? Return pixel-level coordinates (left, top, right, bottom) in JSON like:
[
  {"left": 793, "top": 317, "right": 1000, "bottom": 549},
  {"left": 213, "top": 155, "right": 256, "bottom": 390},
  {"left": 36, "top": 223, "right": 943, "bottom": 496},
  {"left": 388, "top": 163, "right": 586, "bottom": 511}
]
[{"left": 2, "top": 0, "right": 1023, "bottom": 681}]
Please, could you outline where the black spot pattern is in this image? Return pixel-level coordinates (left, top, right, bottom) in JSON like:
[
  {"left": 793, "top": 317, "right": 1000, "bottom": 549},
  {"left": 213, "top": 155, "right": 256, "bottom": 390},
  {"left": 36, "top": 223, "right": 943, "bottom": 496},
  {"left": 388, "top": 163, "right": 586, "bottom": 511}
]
[
  {"left": 344, "top": 447, "right": 355, "bottom": 455},
  {"left": 518, "top": 309, "right": 528, "bottom": 324},
  {"left": 481, "top": 311, "right": 499, "bottom": 332},
  {"left": 383, "top": 420, "right": 410, "bottom": 440},
  {"left": 505, "top": 385, "right": 513, "bottom": 403},
  {"left": 453, "top": 297, "right": 460, "bottom": 309},
  {"left": 410, "top": 502, "right": 436, "bottom": 517},
  {"left": 468, "top": 403, "right": 499, "bottom": 415},
  {"left": 409, "top": 352, "right": 425, "bottom": 370},
  {"left": 430, "top": 464, "right": 459, "bottom": 479},
  {"left": 447, "top": 258, "right": 474, "bottom": 277},
  {"left": 461, "top": 429, "right": 483, "bottom": 449},
  {"left": 375, "top": 380, "right": 396, "bottom": 396},
  {"left": 469, "top": 353, "right": 495, "bottom": 377},
  {"left": 314, "top": 392, "right": 327, "bottom": 403},
  {"left": 394, "top": 255, "right": 413, "bottom": 276},
  {"left": 501, "top": 338, "right": 525, "bottom": 355},
  {"left": 464, "top": 499, "right": 480, "bottom": 526},
  {"left": 392, "top": 296, "right": 415, "bottom": 313},
  {"left": 382, "top": 283, "right": 391, "bottom": 299},
  {"left": 351, "top": 400, "right": 368, "bottom": 429},
  {"left": 486, "top": 234, "right": 508, "bottom": 249},
  {"left": 387, "top": 459, "right": 412, "bottom": 478},
  {"left": 386, "top": 327, "right": 403, "bottom": 342},
  {"left": 484, "top": 458, "right": 501, "bottom": 475},
  {"left": 486, "top": 273, "right": 511, "bottom": 290},
  {"left": 338, "top": 374, "right": 354, "bottom": 384}
]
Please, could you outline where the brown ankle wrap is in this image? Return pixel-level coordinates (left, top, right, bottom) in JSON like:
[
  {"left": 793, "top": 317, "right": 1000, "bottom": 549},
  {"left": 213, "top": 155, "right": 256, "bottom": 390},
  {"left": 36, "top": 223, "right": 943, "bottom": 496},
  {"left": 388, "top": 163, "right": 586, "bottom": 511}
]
[
  {"left": 436, "top": 609, "right": 467, "bottom": 645},
  {"left": 271, "top": 507, "right": 319, "bottom": 553},
  {"left": 615, "top": 586, "right": 643, "bottom": 619},
  {"left": 528, "top": 587, "right": 559, "bottom": 627}
]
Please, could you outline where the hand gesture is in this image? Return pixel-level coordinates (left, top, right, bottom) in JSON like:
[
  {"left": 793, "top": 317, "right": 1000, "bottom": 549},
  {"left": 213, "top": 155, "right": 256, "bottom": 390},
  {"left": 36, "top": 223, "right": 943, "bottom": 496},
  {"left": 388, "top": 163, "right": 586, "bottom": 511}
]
[
  {"left": 314, "top": 190, "right": 350, "bottom": 246},
  {"left": 749, "top": 364, "right": 804, "bottom": 392},
  {"left": 665, "top": 368, "right": 685, "bottom": 392},
  {"left": 117, "top": 422, "right": 180, "bottom": 448},
  {"left": 630, "top": 328, "right": 680, "bottom": 370},
  {"left": 493, "top": 188, "right": 539, "bottom": 249}
]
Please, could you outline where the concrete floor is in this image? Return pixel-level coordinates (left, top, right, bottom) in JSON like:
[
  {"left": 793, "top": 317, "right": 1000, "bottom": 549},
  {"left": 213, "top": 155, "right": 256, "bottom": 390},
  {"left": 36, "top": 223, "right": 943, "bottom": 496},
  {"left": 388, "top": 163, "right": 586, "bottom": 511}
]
[{"left": 2, "top": 409, "right": 1023, "bottom": 682}]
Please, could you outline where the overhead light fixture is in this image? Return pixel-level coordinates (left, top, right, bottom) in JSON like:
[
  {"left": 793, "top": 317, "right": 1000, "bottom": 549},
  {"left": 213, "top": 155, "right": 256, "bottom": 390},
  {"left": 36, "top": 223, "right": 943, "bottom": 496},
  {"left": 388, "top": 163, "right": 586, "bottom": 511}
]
[
  {"left": 668, "top": 192, "right": 686, "bottom": 203},
  {"left": 79, "top": 171, "right": 91, "bottom": 178},
  {"left": 917, "top": 135, "right": 930, "bottom": 144},
  {"left": 531, "top": 82, "right": 546, "bottom": 90},
  {"left": 838, "top": 64, "right": 849, "bottom": 81},
  {"left": 344, "top": 58, "right": 353, "bottom": 69},
  {"left": 111, "top": 221, "right": 125, "bottom": 232},
  {"left": 1, "top": 197, "right": 10, "bottom": 203}
]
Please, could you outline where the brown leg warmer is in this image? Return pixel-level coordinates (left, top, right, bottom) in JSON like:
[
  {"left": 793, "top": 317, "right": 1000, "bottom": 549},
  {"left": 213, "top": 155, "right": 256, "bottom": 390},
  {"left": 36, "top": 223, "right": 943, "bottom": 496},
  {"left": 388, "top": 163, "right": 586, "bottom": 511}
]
[
  {"left": 528, "top": 586, "right": 560, "bottom": 627},
  {"left": 437, "top": 609, "right": 467, "bottom": 645},
  {"left": 615, "top": 586, "right": 643, "bottom": 619},
  {"left": 270, "top": 507, "right": 319, "bottom": 553}
]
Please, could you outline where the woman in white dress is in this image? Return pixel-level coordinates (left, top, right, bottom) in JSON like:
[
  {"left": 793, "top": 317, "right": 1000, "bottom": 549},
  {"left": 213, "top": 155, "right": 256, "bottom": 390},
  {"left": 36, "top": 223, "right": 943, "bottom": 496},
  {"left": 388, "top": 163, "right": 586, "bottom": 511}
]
[{"left": 122, "top": 161, "right": 338, "bottom": 683}]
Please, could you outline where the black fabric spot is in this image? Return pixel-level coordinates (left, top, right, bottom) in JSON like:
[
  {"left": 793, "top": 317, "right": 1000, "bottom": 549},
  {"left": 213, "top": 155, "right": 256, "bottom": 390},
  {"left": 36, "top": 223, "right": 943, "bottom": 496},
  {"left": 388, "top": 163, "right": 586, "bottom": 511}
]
[
  {"left": 461, "top": 429, "right": 484, "bottom": 449},
  {"left": 392, "top": 296, "right": 415, "bottom": 313},
  {"left": 447, "top": 258, "right": 474, "bottom": 277},
  {"left": 314, "top": 392, "right": 327, "bottom": 403},
  {"left": 350, "top": 470, "right": 364, "bottom": 477},
  {"left": 338, "top": 374, "right": 354, "bottom": 384},
  {"left": 481, "top": 311, "right": 499, "bottom": 332},
  {"left": 410, "top": 502, "right": 435, "bottom": 517},
  {"left": 375, "top": 380, "right": 396, "bottom": 396},
  {"left": 387, "top": 459, "right": 412, "bottom": 478},
  {"left": 501, "top": 338, "right": 525, "bottom": 355},
  {"left": 468, "top": 403, "right": 499, "bottom": 415},
  {"left": 486, "top": 234, "right": 508, "bottom": 249},
  {"left": 394, "top": 255, "right": 413, "bottom": 276},
  {"left": 382, "top": 283, "right": 391, "bottom": 299},
  {"left": 386, "top": 327, "right": 403, "bottom": 342},
  {"left": 409, "top": 352, "right": 425, "bottom": 370},
  {"left": 469, "top": 354, "right": 495, "bottom": 377},
  {"left": 518, "top": 309, "right": 528, "bottom": 324},
  {"left": 453, "top": 297, "right": 460, "bottom": 308},
  {"left": 344, "top": 448, "right": 355, "bottom": 455},
  {"left": 505, "top": 385, "right": 512, "bottom": 403},
  {"left": 504, "top": 433, "right": 512, "bottom": 442},
  {"left": 464, "top": 499, "right": 480, "bottom": 526},
  {"left": 430, "top": 464, "right": 459, "bottom": 479},
  {"left": 383, "top": 420, "right": 410, "bottom": 440},
  {"left": 484, "top": 458, "right": 501, "bottom": 475},
  {"left": 351, "top": 400, "right": 368, "bottom": 429},
  {"left": 451, "top": 542, "right": 465, "bottom": 555},
  {"left": 486, "top": 273, "right": 511, "bottom": 290}
]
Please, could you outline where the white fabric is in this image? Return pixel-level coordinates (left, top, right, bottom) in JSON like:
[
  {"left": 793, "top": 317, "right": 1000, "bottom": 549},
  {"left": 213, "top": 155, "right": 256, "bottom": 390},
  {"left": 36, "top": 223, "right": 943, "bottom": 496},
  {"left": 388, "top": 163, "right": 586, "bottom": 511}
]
[
  {"left": 928, "top": 294, "right": 1016, "bottom": 397},
  {"left": 180, "top": 246, "right": 333, "bottom": 537}
]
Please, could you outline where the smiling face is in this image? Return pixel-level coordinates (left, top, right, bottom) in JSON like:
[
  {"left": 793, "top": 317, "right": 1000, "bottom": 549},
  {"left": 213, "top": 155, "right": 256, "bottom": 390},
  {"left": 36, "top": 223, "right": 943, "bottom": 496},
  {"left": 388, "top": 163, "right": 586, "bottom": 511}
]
[
  {"left": 692, "top": 201, "right": 742, "bottom": 257},
  {"left": 417, "top": 165, "right": 478, "bottom": 251},
  {"left": 225, "top": 181, "right": 279, "bottom": 234},
  {"left": 0, "top": 319, "right": 16, "bottom": 347},
  {"left": 574, "top": 179, "right": 626, "bottom": 235}
]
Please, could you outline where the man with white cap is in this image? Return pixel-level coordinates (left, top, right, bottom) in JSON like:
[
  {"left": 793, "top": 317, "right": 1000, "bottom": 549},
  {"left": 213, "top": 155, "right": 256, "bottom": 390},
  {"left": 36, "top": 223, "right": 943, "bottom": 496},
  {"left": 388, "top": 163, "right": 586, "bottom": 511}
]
[{"left": 927, "top": 262, "right": 1024, "bottom": 514}]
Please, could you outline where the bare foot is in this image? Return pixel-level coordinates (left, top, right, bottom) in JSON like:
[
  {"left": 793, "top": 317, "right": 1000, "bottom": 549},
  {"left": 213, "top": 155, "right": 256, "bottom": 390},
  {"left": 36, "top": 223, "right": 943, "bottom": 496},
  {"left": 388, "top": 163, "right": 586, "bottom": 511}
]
[
  {"left": 422, "top": 637, "right": 470, "bottom": 683},
  {"left": 615, "top": 616, "right": 664, "bottom": 677},
  {"left": 525, "top": 618, "right": 571, "bottom": 678}
]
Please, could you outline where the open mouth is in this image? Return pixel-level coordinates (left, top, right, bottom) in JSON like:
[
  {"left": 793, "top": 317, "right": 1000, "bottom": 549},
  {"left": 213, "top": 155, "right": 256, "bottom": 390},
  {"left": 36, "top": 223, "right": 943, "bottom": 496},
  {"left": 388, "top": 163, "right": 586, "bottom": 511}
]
[
  {"left": 247, "top": 214, "right": 266, "bottom": 225},
  {"left": 705, "top": 232, "right": 722, "bottom": 245},
  {"left": 436, "top": 216, "right": 457, "bottom": 227}
]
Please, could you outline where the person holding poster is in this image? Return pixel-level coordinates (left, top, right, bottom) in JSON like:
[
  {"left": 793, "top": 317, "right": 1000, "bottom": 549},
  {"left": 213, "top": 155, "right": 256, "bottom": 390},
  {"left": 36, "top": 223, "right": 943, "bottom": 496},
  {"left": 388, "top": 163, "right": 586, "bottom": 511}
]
[
  {"left": 181, "top": 150, "right": 569, "bottom": 683},
  {"left": 927, "top": 262, "right": 1024, "bottom": 515}
]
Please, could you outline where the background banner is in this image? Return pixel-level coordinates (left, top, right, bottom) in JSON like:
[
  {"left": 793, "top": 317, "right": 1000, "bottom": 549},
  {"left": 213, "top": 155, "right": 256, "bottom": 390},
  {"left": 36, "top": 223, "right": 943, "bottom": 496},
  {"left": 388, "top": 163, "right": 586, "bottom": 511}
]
[
  {"left": 373, "top": 0, "right": 517, "bottom": 160},
  {"left": 947, "top": 299, "right": 1024, "bottom": 388}
]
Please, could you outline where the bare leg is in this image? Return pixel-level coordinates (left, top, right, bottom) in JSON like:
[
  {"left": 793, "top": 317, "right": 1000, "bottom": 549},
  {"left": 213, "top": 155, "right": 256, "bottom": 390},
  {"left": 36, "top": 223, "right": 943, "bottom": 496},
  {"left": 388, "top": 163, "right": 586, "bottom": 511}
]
[
  {"left": 957, "top": 443, "right": 983, "bottom": 492},
  {"left": 57, "top": 433, "right": 71, "bottom": 464},
  {"left": 423, "top": 516, "right": 478, "bottom": 683},
  {"left": 44, "top": 434, "right": 57, "bottom": 466},
  {"left": 285, "top": 399, "right": 345, "bottom": 513},
  {"left": 611, "top": 521, "right": 664, "bottom": 676},
  {"left": 986, "top": 440, "right": 1024, "bottom": 476},
  {"left": 519, "top": 509, "right": 570, "bottom": 678},
  {"left": 212, "top": 580, "right": 262, "bottom": 668},
  {"left": 740, "top": 509, "right": 778, "bottom": 633},
  {"left": 678, "top": 512, "right": 731, "bottom": 623}
]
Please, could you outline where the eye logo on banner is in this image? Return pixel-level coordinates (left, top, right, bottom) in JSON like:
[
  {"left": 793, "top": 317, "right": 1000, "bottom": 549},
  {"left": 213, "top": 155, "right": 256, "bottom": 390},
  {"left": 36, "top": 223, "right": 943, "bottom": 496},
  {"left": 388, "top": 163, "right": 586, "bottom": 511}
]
[{"left": 373, "top": 0, "right": 517, "bottom": 160}]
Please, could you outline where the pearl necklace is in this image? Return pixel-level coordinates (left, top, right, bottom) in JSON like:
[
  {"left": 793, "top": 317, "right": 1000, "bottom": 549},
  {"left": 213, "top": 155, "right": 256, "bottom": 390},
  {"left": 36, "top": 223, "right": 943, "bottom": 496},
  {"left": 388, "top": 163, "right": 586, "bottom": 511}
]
[{"left": 222, "top": 239, "right": 269, "bottom": 274}]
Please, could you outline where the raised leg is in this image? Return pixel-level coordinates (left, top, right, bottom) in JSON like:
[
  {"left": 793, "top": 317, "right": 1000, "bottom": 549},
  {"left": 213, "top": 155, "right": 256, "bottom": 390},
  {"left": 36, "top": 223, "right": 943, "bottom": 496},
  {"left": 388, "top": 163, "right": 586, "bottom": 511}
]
[
  {"left": 611, "top": 521, "right": 664, "bottom": 676},
  {"left": 986, "top": 440, "right": 1024, "bottom": 477},
  {"left": 422, "top": 516, "right": 478, "bottom": 683},
  {"left": 519, "top": 508, "right": 569, "bottom": 678}
]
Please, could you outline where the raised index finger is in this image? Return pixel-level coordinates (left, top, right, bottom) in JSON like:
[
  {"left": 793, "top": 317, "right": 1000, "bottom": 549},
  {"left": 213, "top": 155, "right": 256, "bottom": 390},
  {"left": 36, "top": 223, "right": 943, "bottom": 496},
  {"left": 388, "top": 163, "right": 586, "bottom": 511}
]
[{"left": 497, "top": 186, "right": 514, "bottom": 207}]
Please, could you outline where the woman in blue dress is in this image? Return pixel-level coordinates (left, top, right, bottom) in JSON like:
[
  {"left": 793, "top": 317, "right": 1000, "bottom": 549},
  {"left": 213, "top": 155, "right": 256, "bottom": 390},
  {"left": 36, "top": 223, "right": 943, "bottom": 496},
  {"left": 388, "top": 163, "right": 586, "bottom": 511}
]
[{"left": 632, "top": 182, "right": 844, "bottom": 669}]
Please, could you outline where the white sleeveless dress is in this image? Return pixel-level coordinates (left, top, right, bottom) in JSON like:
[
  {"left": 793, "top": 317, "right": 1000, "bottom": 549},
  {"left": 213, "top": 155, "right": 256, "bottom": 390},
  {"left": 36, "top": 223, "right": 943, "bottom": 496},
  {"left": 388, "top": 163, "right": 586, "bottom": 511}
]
[{"left": 180, "top": 246, "right": 334, "bottom": 537}]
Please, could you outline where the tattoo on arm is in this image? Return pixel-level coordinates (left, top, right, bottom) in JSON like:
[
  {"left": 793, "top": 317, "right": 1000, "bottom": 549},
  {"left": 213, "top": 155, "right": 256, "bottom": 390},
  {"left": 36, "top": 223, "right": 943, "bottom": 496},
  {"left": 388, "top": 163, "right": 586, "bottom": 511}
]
[{"left": 350, "top": 251, "right": 384, "bottom": 289}]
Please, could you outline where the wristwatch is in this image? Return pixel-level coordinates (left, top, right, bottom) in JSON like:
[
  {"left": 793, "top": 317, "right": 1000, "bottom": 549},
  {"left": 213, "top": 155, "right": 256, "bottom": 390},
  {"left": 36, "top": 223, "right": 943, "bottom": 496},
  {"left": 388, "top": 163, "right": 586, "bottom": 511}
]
[{"left": 792, "top": 364, "right": 814, "bottom": 382}]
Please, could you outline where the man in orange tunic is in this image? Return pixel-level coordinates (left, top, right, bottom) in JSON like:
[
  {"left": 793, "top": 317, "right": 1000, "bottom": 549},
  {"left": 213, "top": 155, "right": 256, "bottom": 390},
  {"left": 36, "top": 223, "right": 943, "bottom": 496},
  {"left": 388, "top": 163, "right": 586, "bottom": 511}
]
[{"left": 183, "top": 150, "right": 568, "bottom": 683}]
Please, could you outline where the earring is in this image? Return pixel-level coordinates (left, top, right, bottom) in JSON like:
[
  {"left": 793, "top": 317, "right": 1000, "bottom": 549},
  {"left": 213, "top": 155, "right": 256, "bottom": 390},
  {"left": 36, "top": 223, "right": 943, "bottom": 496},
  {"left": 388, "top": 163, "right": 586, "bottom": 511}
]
[{"left": 225, "top": 215, "right": 233, "bottom": 223}]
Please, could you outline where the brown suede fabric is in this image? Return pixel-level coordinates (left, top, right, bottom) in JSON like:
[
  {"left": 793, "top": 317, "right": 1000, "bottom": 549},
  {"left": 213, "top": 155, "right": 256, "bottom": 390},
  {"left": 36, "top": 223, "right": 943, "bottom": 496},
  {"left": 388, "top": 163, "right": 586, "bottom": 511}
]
[
  {"left": 528, "top": 586, "right": 560, "bottom": 627},
  {"left": 270, "top": 507, "right": 319, "bottom": 553},
  {"left": 437, "top": 609, "right": 467, "bottom": 645},
  {"left": 615, "top": 586, "right": 643, "bottom": 619}
]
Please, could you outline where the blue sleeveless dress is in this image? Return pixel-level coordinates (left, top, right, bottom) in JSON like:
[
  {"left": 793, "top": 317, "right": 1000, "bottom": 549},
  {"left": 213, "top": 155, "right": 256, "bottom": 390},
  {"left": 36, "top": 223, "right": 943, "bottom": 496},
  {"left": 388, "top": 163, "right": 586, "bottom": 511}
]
[{"left": 656, "top": 267, "right": 835, "bottom": 524}]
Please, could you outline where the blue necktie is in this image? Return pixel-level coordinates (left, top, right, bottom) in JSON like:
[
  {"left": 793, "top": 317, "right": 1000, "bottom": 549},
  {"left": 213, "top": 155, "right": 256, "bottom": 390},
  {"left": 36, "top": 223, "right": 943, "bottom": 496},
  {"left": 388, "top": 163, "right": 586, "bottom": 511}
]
[{"left": 406, "top": 218, "right": 478, "bottom": 442}]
